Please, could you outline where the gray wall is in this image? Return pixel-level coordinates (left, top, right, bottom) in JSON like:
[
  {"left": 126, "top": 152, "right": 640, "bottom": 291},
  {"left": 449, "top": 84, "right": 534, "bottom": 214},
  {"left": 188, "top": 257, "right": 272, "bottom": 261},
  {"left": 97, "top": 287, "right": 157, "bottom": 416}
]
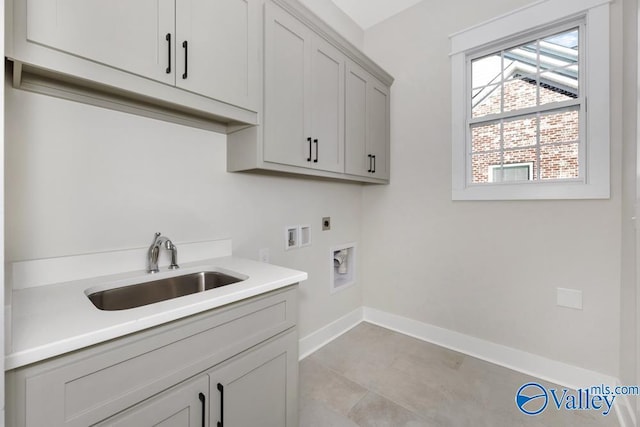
[
  {"left": 361, "top": 0, "right": 627, "bottom": 377},
  {"left": 620, "top": 0, "right": 638, "bottom": 419},
  {"left": 4, "top": 0, "right": 365, "bottom": 342}
]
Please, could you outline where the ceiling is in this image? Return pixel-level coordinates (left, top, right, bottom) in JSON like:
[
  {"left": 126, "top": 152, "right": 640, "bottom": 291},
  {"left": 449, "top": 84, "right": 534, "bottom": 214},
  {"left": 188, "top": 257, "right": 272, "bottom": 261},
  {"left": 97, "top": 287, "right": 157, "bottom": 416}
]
[{"left": 331, "top": 0, "right": 424, "bottom": 29}]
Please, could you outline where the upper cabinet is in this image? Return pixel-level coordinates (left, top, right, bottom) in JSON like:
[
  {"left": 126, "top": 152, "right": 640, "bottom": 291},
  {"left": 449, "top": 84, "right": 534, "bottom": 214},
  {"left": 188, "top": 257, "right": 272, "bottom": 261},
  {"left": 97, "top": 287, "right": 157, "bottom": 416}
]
[
  {"left": 345, "top": 61, "right": 390, "bottom": 180},
  {"left": 262, "top": 3, "right": 311, "bottom": 169},
  {"left": 24, "top": 0, "right": 176, "bottom": 86},
  {"left": 175, "top": 0, "right": 260, "bottom": 110},
  {"left": 310, "top": 38, "right": 345, "bottom": 174},
  {"left": 228, "top": 0, "right": 393, "bottom": 184},
  {"left": 263, "top": 1, "right": 344, "bottom": 173},
  {"left": 7, "top": 0, "right": 392, "bottom": 182},
  {"left": 8, "top": 0, "right": 261, "bottom": 129}
]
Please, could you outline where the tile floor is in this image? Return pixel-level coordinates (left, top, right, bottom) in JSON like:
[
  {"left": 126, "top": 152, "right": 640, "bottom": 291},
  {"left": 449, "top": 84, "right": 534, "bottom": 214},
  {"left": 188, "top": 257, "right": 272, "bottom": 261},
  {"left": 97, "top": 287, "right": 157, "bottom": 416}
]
[{"left": 299, "top": 322, "right": 619, "bottom": 427}]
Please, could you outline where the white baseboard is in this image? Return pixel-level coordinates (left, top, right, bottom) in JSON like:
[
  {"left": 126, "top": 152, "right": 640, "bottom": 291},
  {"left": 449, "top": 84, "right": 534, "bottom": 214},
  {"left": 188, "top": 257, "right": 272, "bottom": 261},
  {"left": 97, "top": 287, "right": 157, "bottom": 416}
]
[
  {"left": 298, "top": 307, "right": 363, "bottom": 360},
  {"left": 616, "top": 389, "right": 637, "bottom": 427},
  {"left": 299, "top": 306, "right": 628, "bottom": 425},
  {"left": 362, "top": 307, "right": 618, "bottom": 389}
]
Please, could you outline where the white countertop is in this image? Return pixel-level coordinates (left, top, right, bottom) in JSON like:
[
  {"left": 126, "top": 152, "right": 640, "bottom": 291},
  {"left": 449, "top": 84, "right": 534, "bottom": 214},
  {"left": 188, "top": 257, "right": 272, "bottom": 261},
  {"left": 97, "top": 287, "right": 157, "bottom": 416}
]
[{"left": 7, "top": 256, "right": 307, "bottom": 370}]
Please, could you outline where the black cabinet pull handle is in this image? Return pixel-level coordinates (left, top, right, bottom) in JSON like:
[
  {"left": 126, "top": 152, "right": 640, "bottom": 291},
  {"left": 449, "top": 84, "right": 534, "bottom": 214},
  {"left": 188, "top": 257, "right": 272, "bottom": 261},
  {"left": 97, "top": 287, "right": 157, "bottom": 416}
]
[
  {"left": 313, "top": 139, "right": 318, "bottom": 163},
  {"left": 199, "top": 393, "right": 206, "bottom": 427},
  {"left": 165, "top": 33, "right": 172, "bottom": 74},
  {"left": 182, "top": 40, "right": 188, "bottom": 79},
  {"left": 368, "top": 154, "right": 372, "bottom": 173},
  {"left": 372, "top": 155, "right": 376, "bottom": 173},
  {"left": 217, "top": 383, "right": 224, "bottom": 427},
  {"left": 307, "top": 137, "right": 312, "bottom": 162}
]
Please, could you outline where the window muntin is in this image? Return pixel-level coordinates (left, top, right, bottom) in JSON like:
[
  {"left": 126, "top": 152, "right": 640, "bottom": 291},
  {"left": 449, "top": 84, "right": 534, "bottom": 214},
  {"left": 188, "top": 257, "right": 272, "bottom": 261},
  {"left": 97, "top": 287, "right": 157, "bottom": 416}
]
[{"left": 468, "top": 26, "right": 582, "bottom": 185}]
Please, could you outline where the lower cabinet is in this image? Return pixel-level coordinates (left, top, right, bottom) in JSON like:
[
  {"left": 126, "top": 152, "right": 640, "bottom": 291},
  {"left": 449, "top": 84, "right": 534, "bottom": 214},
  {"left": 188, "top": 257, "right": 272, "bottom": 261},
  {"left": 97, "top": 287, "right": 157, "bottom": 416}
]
[
  {"left": 98, "top": 331, "right": 298, "bottom": 427},
  {"left": 208, "top": 331, "right": 298, "bottom": 427},
  {"left": 6, "top": 286, "right": 299, "bottom": 427},
  {"left": 97, "top": 376, "right": 209, "bottom": 427}
]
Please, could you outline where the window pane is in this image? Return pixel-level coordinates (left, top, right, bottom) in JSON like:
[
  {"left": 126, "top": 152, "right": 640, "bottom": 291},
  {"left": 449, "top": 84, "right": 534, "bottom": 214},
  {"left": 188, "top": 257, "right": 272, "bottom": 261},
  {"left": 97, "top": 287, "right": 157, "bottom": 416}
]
[
  {"left": 471, "top": 54, "right": 503, "bottom": 118},
  {"left": 503, "top": 164, "right": 531, "bottom": 181},
  {"left": 540, "top": 109, "right": 579, "bottom": 144},
  {"left": 472, "top": 152, "right": 501, "bottom": 183},
  {"left": 539, "top": 29, "right": 579, "bottom": 106},
  {"left": 471, "top": 122, "right": 501, "bottom": 153},
  {"left": 471, "top": 54, "right": 502, "bottom": 88},
  {"left": 503, "top": 43, "right": 537, "bottom": 78},
  {"left": 503, "top": 116, "right": 537, "bottom": 149},
  {"left": 540, "top": 143, "right": 579, "bottom": 180},
  {"left": 472, "top": 84, "right": 502, "bottom": 118},
  {"left": 503, "top": 76, "right": 538, "bottom": 112},
  {"left": 491, "top": 164, "right": 532, "bottom": 182},
  {"left": 543, "top": 29, "right": 578, "bottom": 48},
  {"left": 503, "top": 148, "right": 538, "bottom": 180},
  {"left": 538, "top": 76, "right": 578, "bottom": 105}
]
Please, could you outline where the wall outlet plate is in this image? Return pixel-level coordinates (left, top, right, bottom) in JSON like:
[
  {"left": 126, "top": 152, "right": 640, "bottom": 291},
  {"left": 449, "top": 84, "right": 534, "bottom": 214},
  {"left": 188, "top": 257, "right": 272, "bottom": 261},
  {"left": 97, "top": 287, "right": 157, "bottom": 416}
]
[
  {"left": 557, "top": 288, "right": 583, "bottom": 310},
  {"left": 322, "top": 217, "right": 331, "bottom": 231}
]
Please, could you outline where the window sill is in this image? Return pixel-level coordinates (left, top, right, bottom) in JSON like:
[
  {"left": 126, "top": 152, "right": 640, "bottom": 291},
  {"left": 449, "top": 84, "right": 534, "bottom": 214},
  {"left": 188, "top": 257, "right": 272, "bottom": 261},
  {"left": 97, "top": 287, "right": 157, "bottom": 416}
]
[{"left": 452, "top": 181, "right": 610, "bottom": 201}]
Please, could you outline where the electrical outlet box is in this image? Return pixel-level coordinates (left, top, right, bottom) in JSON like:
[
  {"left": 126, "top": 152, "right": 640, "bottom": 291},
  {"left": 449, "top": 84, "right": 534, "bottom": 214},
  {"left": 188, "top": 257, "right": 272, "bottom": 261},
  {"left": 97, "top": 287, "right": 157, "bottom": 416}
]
[
  {"left": 285, "top": 226, "right": 298, "bottom": 250},
  {"left": 557, "top": 288, "right": 583, "bottom": 310},
  {"left": 299, "top": 225, "right": 311, "bottom": 247},
  {"left": 322, "top": 217, "right": 331, "bottom": 231}
]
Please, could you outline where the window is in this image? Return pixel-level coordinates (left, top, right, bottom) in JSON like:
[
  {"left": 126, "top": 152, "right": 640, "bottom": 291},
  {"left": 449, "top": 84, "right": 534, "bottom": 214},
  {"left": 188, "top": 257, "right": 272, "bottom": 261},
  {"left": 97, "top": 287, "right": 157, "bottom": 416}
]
[
  {"left": 450, "top": 0, "right": 610, "bottom": 200},
  {"left": 488, "top": 162, "right": 533, "bottom": 183},
  {"left": 471, "top": 27, "right": 581, "bottom": 184}
]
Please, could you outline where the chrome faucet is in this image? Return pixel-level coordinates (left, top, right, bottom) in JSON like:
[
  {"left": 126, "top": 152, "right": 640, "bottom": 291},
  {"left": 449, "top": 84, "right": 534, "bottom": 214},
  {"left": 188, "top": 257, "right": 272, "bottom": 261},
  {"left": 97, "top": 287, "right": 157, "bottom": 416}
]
[{"left": 148, "top": 232, "right": 179, "bottom": 273}]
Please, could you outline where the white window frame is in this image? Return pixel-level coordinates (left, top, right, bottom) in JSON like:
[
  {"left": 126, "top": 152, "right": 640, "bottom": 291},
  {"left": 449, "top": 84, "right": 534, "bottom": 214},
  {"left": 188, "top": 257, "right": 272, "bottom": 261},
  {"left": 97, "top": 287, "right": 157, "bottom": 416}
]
[{"left": 450, "top": 0, "right": 610, "bottom": 200}]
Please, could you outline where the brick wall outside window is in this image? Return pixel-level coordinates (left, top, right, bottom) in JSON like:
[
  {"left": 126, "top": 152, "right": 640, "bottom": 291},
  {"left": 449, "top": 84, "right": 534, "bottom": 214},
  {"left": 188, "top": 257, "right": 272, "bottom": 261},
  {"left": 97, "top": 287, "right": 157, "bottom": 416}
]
[{"left": 471, "top": 79, "right": 579, "bottom": 183}]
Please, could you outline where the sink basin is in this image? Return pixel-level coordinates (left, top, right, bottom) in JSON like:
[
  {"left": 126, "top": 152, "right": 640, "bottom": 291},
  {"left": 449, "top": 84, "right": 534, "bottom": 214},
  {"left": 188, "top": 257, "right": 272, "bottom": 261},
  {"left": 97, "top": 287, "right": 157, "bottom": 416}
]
[{"left": 87, "top": 271, "right": 244, "bottom": 311}]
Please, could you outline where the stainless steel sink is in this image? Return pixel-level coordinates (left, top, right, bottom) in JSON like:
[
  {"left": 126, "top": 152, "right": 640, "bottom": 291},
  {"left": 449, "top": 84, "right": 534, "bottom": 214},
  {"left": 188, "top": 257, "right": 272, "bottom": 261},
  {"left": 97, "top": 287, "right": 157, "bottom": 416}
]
[{"left": 87, "top": 271, "right": 244, "bottom": 311}]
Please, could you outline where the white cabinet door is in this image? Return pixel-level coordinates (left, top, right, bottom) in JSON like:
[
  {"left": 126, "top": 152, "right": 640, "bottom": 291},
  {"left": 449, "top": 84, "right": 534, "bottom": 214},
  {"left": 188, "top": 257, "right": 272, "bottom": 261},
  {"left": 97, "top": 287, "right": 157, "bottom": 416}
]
[
  {"left": 345, "top": 61, "right": 369, "bottom": 176},
  {"left": 310, "top": 37, "right": 344, "bottom": 173},
  {"left": 25, "top": 0, "right": 175, "bottom": 85},
  {"left": 209, "top": 331, "right": 298, "bottom": 427},
  {"left": 264, "top": 1, "right": 312, "bottom": 168},
  {"left": 176, "top": 0, "right": 260, "bottom": 111},
  {"left": 263, "top": 1, "right": 345, "bottom": 173},
  {"left": 368, "top": 80, "right": 390, "bottom": 179},
  {"left": 98, "top": 376, "right": 208, "bottom": 427},
  {"left": 345, "top": 60, "right": 390, "bottom": 179}
]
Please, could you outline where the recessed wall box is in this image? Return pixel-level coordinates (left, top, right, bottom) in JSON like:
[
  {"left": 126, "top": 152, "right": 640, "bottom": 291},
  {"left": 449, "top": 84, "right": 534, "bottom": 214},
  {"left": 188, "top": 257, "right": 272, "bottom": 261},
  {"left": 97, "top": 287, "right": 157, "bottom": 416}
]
[
  {"left": 330, "top": 243, "right": 356, "bottom": 293},
  {"left": 285, "top": 226, "right": 298, "bottom": 250},
  {"left": 299, "top": 225, "right": 311, "bottom": 247}
]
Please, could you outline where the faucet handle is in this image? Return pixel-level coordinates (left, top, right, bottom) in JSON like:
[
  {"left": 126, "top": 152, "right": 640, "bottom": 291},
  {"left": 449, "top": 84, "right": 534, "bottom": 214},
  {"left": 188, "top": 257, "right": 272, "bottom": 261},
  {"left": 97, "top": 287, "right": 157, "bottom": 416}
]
[
  {"left": 150, "top": 232, "right": 161, "bottom": 245},
  {"left": 168, "top": 242, "right": 180, "bottom": 270}
]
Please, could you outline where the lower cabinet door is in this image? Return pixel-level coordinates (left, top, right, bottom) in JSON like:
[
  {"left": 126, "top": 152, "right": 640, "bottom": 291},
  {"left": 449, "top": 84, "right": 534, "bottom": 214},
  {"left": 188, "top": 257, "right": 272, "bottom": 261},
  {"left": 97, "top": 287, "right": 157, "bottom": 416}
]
[
  {"left": 208, "top": 331, "right": 298, "bottom": 427},
  {"left": 97, "top": 375, "right": 209, "bottom": 427}
]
